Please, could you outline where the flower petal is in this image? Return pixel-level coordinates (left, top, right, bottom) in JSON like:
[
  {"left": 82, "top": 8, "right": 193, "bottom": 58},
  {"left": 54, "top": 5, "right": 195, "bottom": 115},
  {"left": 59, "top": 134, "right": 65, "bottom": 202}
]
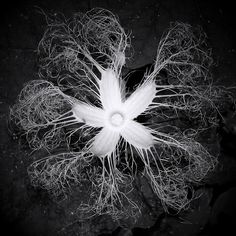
[
  {"left": 124, "top": 79, "right": 156, "bottom": 119},
  {"left": 100, "top": 69, "right": 122, "bottom": 110},
  {"left": 72, "top": 102, "right": 105, "bottom": 127},
  {"left": 120, "top": 120, "right": 154, "bottom": 149},
  {"left": 90, "top": 127, "right": 120, "bottom": 156}
]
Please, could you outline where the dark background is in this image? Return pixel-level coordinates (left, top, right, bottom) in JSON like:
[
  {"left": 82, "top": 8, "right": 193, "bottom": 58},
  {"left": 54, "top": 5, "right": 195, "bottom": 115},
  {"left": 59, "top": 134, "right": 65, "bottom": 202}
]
[{"left": 0, "top": 0, "right": 236, "bottom": 235}]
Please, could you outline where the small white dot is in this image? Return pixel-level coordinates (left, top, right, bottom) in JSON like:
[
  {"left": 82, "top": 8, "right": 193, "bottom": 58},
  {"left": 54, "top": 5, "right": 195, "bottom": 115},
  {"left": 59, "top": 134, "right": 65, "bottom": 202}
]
[{"left": 111, "top": 113, "right": 124, "bottom": 126}]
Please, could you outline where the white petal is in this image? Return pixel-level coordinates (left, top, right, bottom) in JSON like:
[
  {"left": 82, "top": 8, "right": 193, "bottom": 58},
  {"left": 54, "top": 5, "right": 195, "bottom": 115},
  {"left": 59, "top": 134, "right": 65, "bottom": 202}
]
[
  {"left": 120, "top": 120, "right": 154, "bottom": 149},
  {"left": 124, "top": 79, "right": 156, "bottom": 119},
  {"left": 72, "top": 102, "right": 105, "bottom": 127},
  {"left": 90, "top": 127, "right": 120, "bottom": 156},
  {"left": 100, "top": 69, "right": 122, "bottom": 110}
]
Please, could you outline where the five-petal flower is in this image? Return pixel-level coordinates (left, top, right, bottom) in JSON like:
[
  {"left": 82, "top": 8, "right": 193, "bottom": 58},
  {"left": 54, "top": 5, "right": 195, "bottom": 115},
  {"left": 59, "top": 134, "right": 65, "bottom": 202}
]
[{"left": 73, "top": 69, "right": 156, "bottom": 156}]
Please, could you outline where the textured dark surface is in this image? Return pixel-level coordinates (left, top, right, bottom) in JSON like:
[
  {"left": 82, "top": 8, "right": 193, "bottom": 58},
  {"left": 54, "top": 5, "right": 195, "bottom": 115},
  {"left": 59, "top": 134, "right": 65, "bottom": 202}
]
[{"left": 0, "top": 0, "right": 236, "bottom": 235}]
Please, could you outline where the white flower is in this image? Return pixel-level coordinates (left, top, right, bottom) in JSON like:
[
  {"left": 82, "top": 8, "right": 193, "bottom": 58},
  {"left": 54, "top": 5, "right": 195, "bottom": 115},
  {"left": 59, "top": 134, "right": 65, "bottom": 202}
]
[
  {"left": 72, "top": 68, "right": 156, "bottom": 157},
  {"left": 10, "top": 12, "right": 220, "bottom": 216}
]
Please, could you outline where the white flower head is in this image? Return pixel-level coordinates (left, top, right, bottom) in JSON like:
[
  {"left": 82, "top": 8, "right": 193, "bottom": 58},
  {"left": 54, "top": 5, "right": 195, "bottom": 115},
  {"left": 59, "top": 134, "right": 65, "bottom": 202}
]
[
  {"left": 72, "top": 68, "right": 156, "bottom": 157},
  {"left": 10, "top": 9, "right": 223, "bottom": 218}
]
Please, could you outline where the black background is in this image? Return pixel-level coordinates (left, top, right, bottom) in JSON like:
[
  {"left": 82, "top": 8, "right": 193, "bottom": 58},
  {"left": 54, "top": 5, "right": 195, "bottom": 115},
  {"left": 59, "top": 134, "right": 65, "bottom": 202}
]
[{"left": 0, "top": 0, "right": 236, "bottom": 235}]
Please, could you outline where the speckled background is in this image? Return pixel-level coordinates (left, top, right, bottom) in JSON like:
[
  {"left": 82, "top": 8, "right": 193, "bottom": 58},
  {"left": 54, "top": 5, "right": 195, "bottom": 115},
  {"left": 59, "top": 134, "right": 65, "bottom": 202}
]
[{"left": 0, "top": 0, "right": 236, "bottom": 235}]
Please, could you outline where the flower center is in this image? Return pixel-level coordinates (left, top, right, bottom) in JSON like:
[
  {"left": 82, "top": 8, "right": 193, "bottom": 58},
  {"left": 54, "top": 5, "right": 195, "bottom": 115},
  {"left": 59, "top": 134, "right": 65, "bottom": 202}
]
[{"left": 110, "top": 112, "right": 124, "bottom": 127}]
